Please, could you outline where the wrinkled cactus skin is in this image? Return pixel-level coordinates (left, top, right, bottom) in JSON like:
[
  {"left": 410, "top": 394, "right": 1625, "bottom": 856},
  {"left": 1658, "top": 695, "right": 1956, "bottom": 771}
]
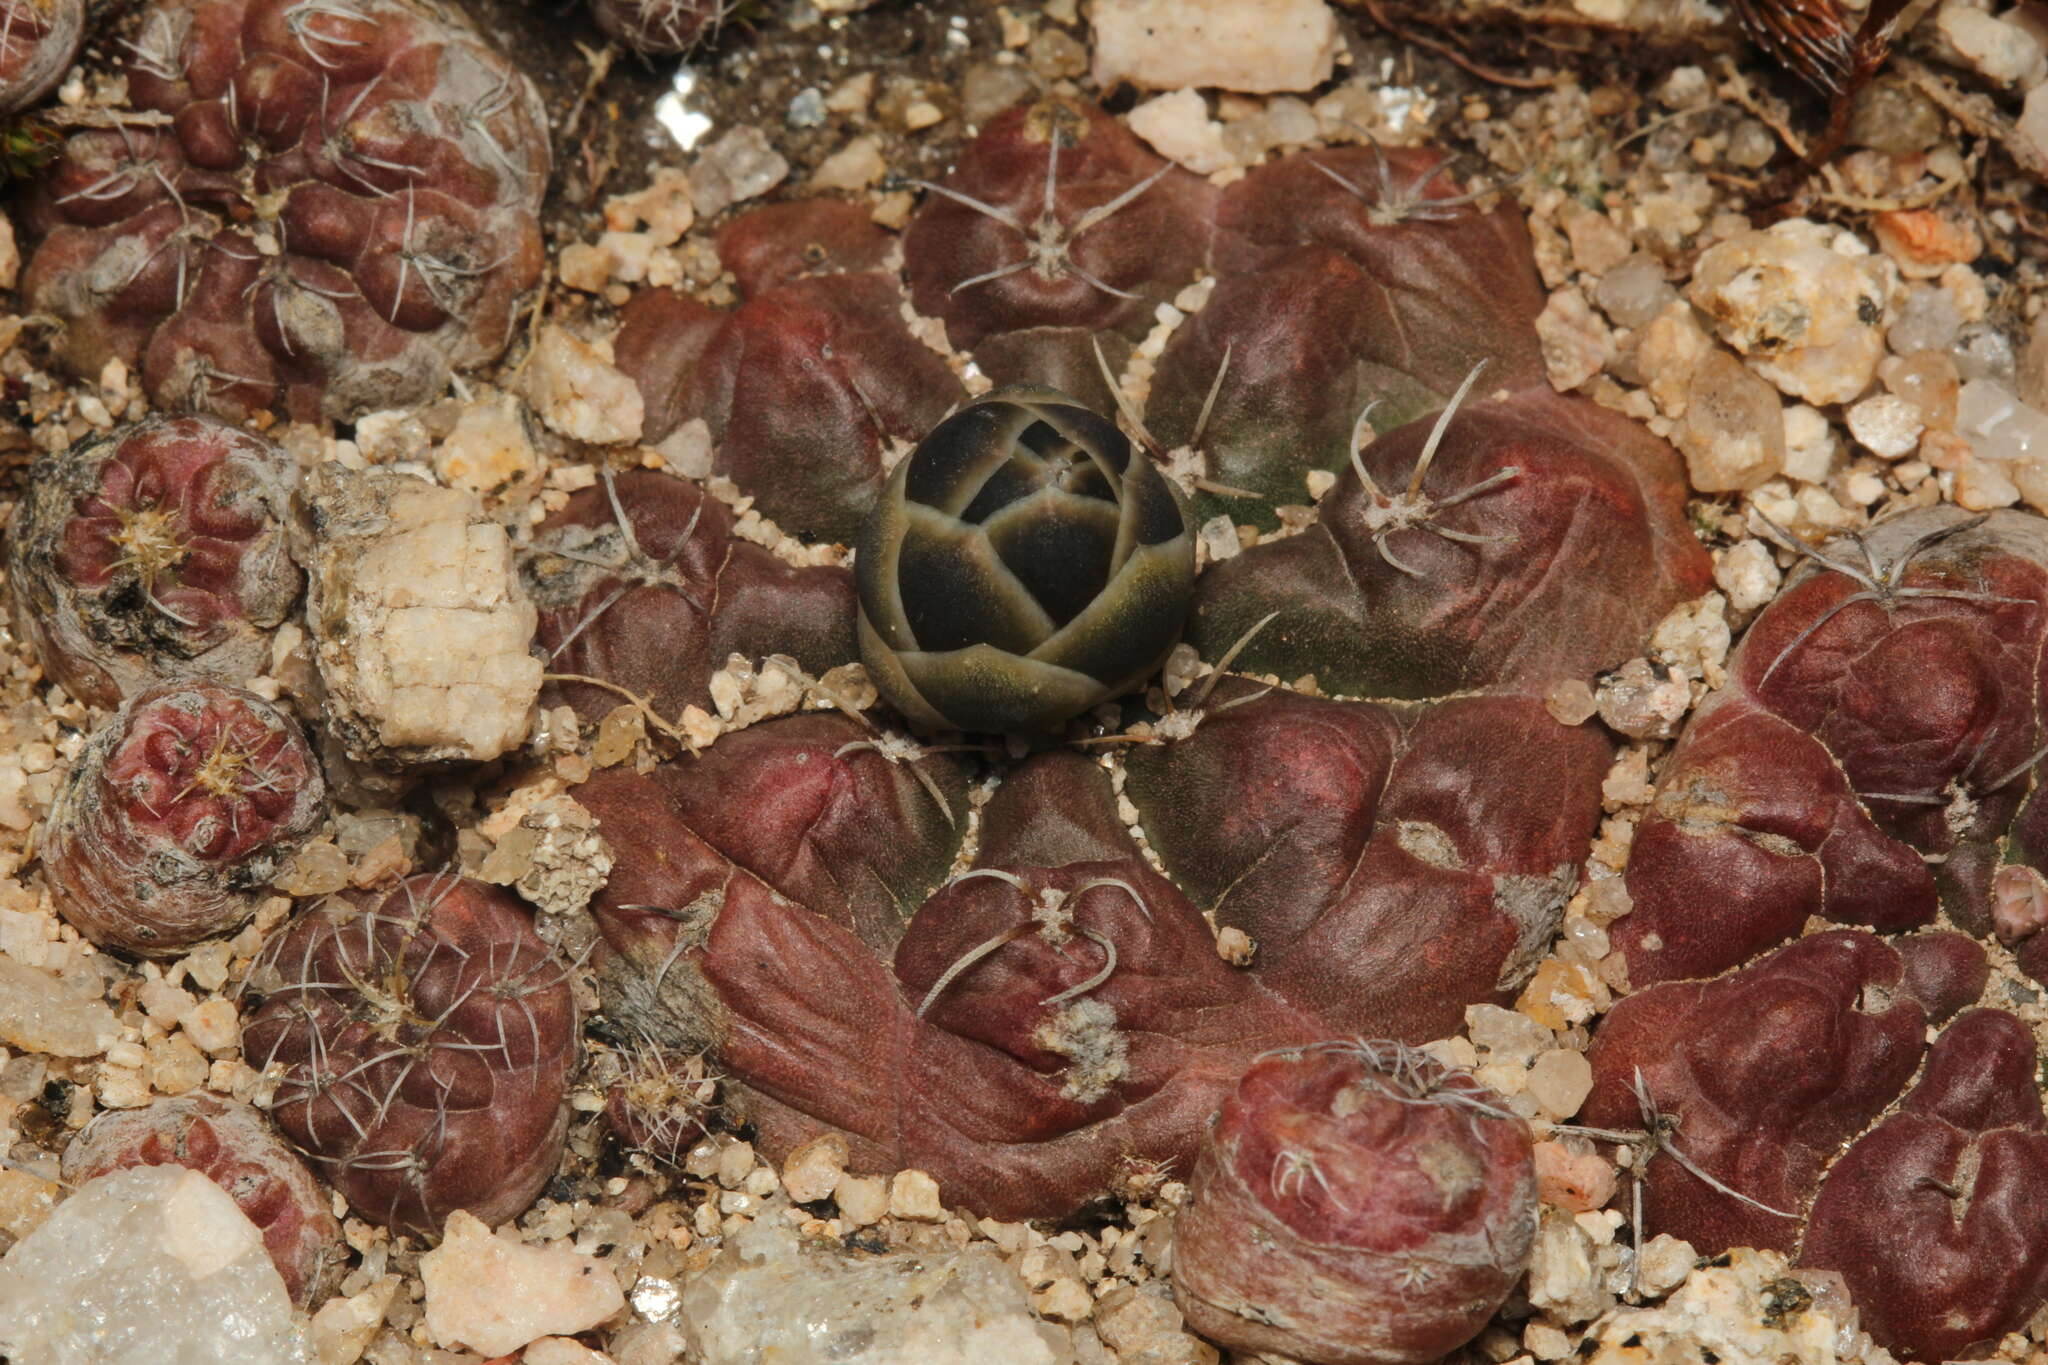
[
  {"left": 857, "top": 386, "right": 1196, "bottom": 734},
  {"left": 20, "top": 0, "right": 548, "bottom": 422},
  {"left": 1582, "top": 931, "right": 1930, "bottom": 1256},
  {"left": 1190, "top": 388, "right": 1713, "bottom": 697},
  {"left": 1584, "top": 922, "right": 2048, "bottom": 1360},
  {"left": 584, "top": 737, "right": 1326, "bottom": 1218},
  {"left": 241, "top": 876, "right": 577, "bottom": 1235},
  {"left": 45, "top": 681, "right": 325, "bottom": 957},
  {"left": 902, "top": 98, "right": 1215, "bottom": 400},
  {"left": 1172, "top": 1043, "right": 1536, "bottom": 1365},
  {"left": 1124, "top": 681, "right": 1602, "bottom": 1041},
  {"left": 63, "top": 1093, "right": 345, "bottom": 1305},
  {"left": 7, "top": 414, "right": 301, "bottom": 710},
  {"left": 1612, "top": 508, "right": 2048, "bottom": 987},
  {"left": 0, "top": 0, "right": 85, "bottom": 115},
  {"left": 526, "top": 468, "right": 857, "bottom": 726}
]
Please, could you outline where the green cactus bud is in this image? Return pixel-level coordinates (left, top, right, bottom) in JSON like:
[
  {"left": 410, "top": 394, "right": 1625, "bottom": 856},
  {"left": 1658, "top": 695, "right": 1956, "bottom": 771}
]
[{"left": 856, "top": 387, "right": 1195, "bottom": 734}]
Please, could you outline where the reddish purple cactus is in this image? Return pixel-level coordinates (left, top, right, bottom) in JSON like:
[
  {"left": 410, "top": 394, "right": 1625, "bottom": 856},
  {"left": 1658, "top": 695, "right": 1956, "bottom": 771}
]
[
  {"left": 1612, "top": 508, "right": 2048, "bottom": 987},
  {"left": 1172, "top": 1042, "right": 1536, "bottom": 1365},
  {"left": 63, "top": 1093, "right": 345, "bottom": 1305},
  {"left": 902, "top": 97, "right": 1214, "bottom": 399},
  {"left": 1124, "top": 681, "right": 1607, "bottom": 1042},
  {"left": 44, "top": 680, "right": 325, "bottom": 957},
  {"left": 1802, "top": 1009, "right": 2048, "bottom": 1360},
  {"left": 1581, "top": 931, "right": 1928, "bottom": 1255},
  {"left": 1189, "top": 384, "right": 1713, "bottom": 697},
  {"left": 588, "top": 0, "right": 734, "bottom": 53},
  {"left": 572, "top": 99, "right": 1718, "bottom": 1224},
  {"left": 584, "top": 730, "right": 1331, "bottom": 1215},
  {"left": 525, "top": 467, "right": 856, "bottom": 725},
  {"left": 241, "top": 876, "right": 578, "bottom": 1235},
  {"left": 616, "top": 201, "right": 964, "bottom": 545},
  {"left": 7, "top": 414, "right": 301, "bottom": 709},
  {"left": 20, "top": 0, "right": 548, "bottom": 422},
  {"left": 0, "top": 0, "right": 84, "bottom": 114}
]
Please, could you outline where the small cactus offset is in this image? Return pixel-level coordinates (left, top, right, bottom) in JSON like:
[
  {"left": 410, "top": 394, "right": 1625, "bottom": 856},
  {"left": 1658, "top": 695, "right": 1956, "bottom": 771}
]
[
  {"left": 240, "top": 876, "right": 579, "bottom": 1235},
  {"left": 7, "top": 414, "right": 302, "bottom": 709},
  {"left": 44, "top": 680, "right": 326, "bottom": 956},
  {"left": 1173, "top": 1042, "right": 1536, "bottom": 1365},
  {"left": 19, "top": 0, "right": 548, "bottom": 422}
]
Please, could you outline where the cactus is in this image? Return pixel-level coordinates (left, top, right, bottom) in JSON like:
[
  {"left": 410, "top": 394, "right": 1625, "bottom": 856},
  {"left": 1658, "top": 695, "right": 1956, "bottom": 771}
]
[
  {"left": 1172, "top": 1042, "right": 1536, "bottom": 1365},
  {"left": 0, "top": 0, "right": 85, "bottom": 115},
  {"left": 44, "top": 681, "right": 326, "bottom": 957},
  {"left": 1612, "top": 508, "right": 2048, "bottom": 986},
  {"left": 18, "top": 0, "right": 548, "bottom": 422},
  {"left": 575, "top": 99, "right": 1709, "bottom": 1236},
  {"left": 856, "top": 386, "right": 1196, "bottom": 734},
  {"left": 63, "top": 1094, "right": 345, "bottom": 1305},
  {"left": 527, "top": 468, "right": 857, "bottom": 727},
  {"left": 240, "top": 876, "right": 579, "bottom": 1235},
  {"left": 7, "top": 414, "right": 301, "bottom": 710}
]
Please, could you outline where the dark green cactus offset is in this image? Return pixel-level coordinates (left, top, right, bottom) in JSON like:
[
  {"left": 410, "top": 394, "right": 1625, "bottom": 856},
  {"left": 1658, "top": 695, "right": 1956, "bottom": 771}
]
[{"left": 857, "top": 387, "right": 1196, "bottom": 733}]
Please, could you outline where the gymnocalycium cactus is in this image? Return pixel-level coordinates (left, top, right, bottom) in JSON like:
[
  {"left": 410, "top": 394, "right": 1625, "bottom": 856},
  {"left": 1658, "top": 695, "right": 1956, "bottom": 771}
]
[
  {"left": 856, "top": 386, "right": 1196, "bottom": 734},
  {"left": 44, "top": 680, "right": 326, "bottom": 957},
  {"left": 7, "top": 414, "right": 301, "bottom": 710},
  {"left": 0, "top": 0, "right": 84, "bottom": 115},
  {"left": 1173, "top": 1042, "right": 1536, "bottom": 1365},
  {"left": 241, "top": 875, "right": 578, "bottom": 1235},
  {"left": 20, "top": 0, "right": 548, "bottom": 422},
  {"left": 577, "top": 96, "right": 1710, "bottom": 1236}
]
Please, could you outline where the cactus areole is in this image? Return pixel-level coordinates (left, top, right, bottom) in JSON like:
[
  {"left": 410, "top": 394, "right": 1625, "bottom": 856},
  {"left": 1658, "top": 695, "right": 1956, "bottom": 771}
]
[{"left": 855, "top": 386, "right": 1197, "bottom": 734}]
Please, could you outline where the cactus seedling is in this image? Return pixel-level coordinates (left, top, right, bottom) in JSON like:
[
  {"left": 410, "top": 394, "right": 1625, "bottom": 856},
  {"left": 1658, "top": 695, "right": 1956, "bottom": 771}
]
[
  {"left": 1172, "top": 1041, "right": 1536, "bottom": 1365},
  {"left": 7, "top": 414, "right": 301, "bottom": 710},
  {"left": 856, "top": 386, "right": 1196, "bottom": 734},
  {"left": 44, "top": 681, "right": 325, "bottom": 957},
  {"left": 241, "top": 875, "right": 579, "bottom": 1235}
]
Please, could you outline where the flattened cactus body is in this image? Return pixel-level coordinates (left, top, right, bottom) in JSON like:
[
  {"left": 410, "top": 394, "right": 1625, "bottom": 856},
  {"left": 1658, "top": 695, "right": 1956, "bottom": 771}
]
[
  {"left": 1614, "top": 508, "right": 2048, "bottom": 986},
  {"left": 583, "top": 99, "right": 1713, "bottom": 1225}
]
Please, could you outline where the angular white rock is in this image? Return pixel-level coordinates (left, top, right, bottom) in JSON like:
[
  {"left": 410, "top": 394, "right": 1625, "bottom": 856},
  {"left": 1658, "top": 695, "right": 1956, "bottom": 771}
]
[
  {"left": 523, "top": 327, "right": 645, "bottom": 447},
  {"left": 0, "top": 955, "right": 118, "bottom": 1058},
  {"left": 1687, "top": 222, "right": 1886, "bottom": 406},
  {"left": 420, "top": 1210, "right": 626, "bottom": 1358},
  {"left": 1935, "top": 3, "right": 2042, "bottom": 85},
  {"left": 684, "top": 1220, "right": 1069, "bottom": 1365},
  {"left": 1091, "top": 0, "right": 1340, "bottom": 93},
  {"left": 298, "top": 466, "right": 542, "bottom": 765},
  {"left": 1582, "top": 1248, "right": 1839, "bottom": 1363},
  {"left": 436, "top": 393, "right": 539, "bottom": 493},
  {"left": 1127, "top": 90, "right": 1234, "bottom": 174},
  {"left": 0, "top": 1165, "right": 309, "bottom": 1364}
]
